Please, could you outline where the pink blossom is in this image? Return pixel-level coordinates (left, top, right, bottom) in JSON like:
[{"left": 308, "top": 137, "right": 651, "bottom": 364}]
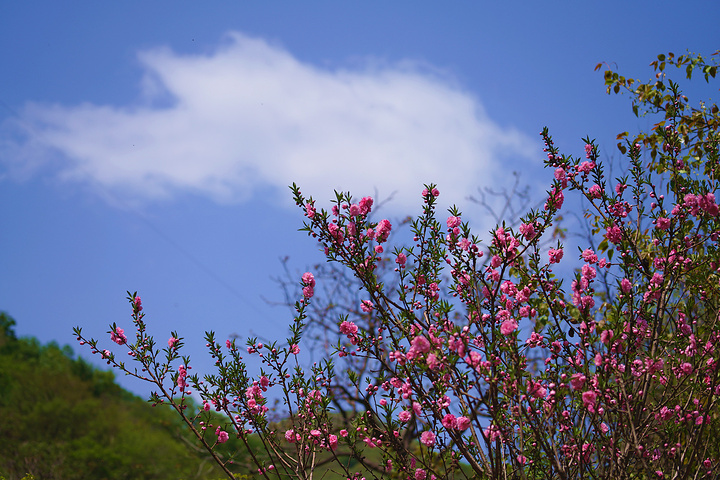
[
  {"left": 588, "top": 184, "right": 602, "bottom": 198},
  {"left": 305, "top": 202, "right": 316, "bottom": 218},
  {"left": 414, "top": 469, "right": 427, "bottom": 480},
  {"left": 217, "top": 429, "right": 229, "bottom": 444},
  {"left": 650, "top": 272, "right": 664, "bottom": 286},
  {"left": 606, "top": 225, "right": 623, "bottom": 244},
  {"left": 516, "top": 287, "right": 532, "bottom": 302},
  {"left": 428, "top": 282, "right": 439, "bottom": 301},
  {"left": 456, "top": 416, "right": 471, "bottom": 431},
  {"left": 301, "top": 272, "right": 316, "bottom": 287},
  {"left": 584, "top": 143, "right": 593, "bottom": 158},
  {"left": 545, "top": 188, "right": 564, "bottom": 210},
  {"left": 359, "top": 196, "right": 374, "bottom": 215},
  {"left": 578, "top": 161, "right": 595, "bottom": 174},
  {"left": 168, "top": 337, "right": 179, "bottom": 348},
  {"left": 484, "top": 425, "right": 501, "bottom": 441},
  {"left": 581, "top": 248, "right": 598, "bottom": 264},
  {"left": 111, "top": 327, "right": 127, "bottom": 345},
  {"left": 363, "top": 436, "right": 378, "bottom": 448},
  {"left": 570, "top": 373, "right": 586, "bottom": 390},
  {"left": 289, "top": 344, "right": 300, "bottom": 355},
  {"left": 620, "top": 278, "right": 633, "bottom": 293},
  {"left": 340, "top": 429, "right": 348, "bottom": 437},
  {"left": 581, "top": 264, "right": 596, "bottom": 280},
  {"left": 411, "top": 335, "right": 431, "bottom": 353},
  {"left": 656, "top": 217, "right": 670, "bottom": 230},
  {"left": 447, "top": 216, "right": 461, "bottom": 229},
  {"left": 422, "top": 187, "right": 439, "bottom": 197},
  {"left": 527, "top": 379, "right": 547, "bottom": 398},
  {"left": 442, "top": 414, "right": 457, "bottom": 429},
  {"left": 327, "top": 223, "right": 344, "bottom": 243},
  {"left": 582, "top": 390, "right": 597, "bottom": 411},
  {"left": 375, "top": 219, "right": 392, "bottom": 242},
  {"left": 548, "top": 248, "right": 564, "bottom": 264},
  {"left": 519, "top": 222, "right": 536, "bottom": 240},
  {"left": 701, "top": 192, "right": 719, "bottom": 216},
  {"left": 302, "top": 286, "right": 314, "bottom": 299},
  {"left": 426, "top": 353, "right": 440, "bottom": 370},
  {"left": 420, "top": 431, "right": 436, "bottom": 447},
  {"left": 500, "top": 319, "right": 518, "bottom": 335},
  {"left": 500, "top": 280, "right": 517, "bottom": 297},
  {"left": 328, "top": 434, "right": 338, "bottom": 450},
  {"left": 396, "top": 252, "right": 407, "bottom": 266},
  {"left": 133, "top": 296, "right": 142, "bottom": 312},
  {"left": 177, "top": 365, "right": 188, "bottom": 390},
  {"left": 399, "top": 410, "right": 411, "bottom": 423},
  {"left": 361, "top": 300, "right": 374, "bottom": 313},
  {"left": 339, "top": 321, "right": 358, "bottom": 336}
]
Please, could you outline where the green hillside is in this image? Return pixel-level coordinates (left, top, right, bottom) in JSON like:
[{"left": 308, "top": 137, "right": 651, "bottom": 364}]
[{"left": 0, "top": 312, "right": 242, "bottom": 480}]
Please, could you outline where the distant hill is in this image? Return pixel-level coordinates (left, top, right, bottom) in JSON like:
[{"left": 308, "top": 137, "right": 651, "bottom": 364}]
[{"left": 0, "top": 312, "right": 245, "bottom": 480}]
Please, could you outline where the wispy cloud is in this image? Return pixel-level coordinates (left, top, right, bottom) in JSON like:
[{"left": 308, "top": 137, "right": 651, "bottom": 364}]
[{"left": 1, "top": 32, "right": 537, "bottom": 214}]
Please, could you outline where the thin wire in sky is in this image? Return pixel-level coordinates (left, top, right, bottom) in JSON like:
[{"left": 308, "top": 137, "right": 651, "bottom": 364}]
[{"left": 1, "top": 98, "right": 271, "bottom": 321}]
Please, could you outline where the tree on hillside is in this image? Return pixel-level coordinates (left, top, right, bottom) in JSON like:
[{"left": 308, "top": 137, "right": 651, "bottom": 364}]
[{"left": 77, "top": 50, "right": 720, "bottom": 479}]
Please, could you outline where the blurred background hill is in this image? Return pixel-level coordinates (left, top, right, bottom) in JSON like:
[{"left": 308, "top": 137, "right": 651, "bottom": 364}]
[{"left": 0, "top": 311, "right": 245, "bottom": 480}]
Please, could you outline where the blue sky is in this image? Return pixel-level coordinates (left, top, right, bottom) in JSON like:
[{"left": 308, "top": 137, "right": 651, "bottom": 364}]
[{"left": 1, "top": 1, "right": 718, "bottom": 395}]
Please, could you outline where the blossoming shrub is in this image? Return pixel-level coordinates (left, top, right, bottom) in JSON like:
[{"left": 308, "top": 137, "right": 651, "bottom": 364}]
[{"left": 75, "top": 51, "right": 720, "bottom": 479}]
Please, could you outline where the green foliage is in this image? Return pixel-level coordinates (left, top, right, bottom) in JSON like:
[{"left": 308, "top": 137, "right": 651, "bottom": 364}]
[{"left": 0, "top": 312, "right": 240, "bottom": 480}]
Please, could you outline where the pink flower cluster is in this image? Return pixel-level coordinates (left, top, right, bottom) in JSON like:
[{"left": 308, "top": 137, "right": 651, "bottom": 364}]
[
  {"left": 110, "top": 327, "right": 127, "bottom": 345},
  {"left": 302, "top": 272, "right": 315, "bottom": 299},
  {"left": 548, "top": 248, "right": 564, "bottom": 264},
  {"left": 216, "top": 427, "right": 229, "bottom": 444},
  {"left": 133, "top": 296, "right": 142, "bottom": 312},
  {"left": 177, "top": 365, "right": 187, "bottom": 391},
  {"left": 339, "top": 320, "right": 359, "bottom": 345}
]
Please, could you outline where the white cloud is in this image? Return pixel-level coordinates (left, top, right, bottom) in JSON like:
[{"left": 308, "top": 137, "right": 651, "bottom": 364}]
[{"left": 1, "top": 32, "right": 538, "bottom": 214}]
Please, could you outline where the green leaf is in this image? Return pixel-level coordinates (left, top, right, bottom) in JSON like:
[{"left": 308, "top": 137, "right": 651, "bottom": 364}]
[{"left": 598, "top": 238, "right": 609, "bottom": 253}]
